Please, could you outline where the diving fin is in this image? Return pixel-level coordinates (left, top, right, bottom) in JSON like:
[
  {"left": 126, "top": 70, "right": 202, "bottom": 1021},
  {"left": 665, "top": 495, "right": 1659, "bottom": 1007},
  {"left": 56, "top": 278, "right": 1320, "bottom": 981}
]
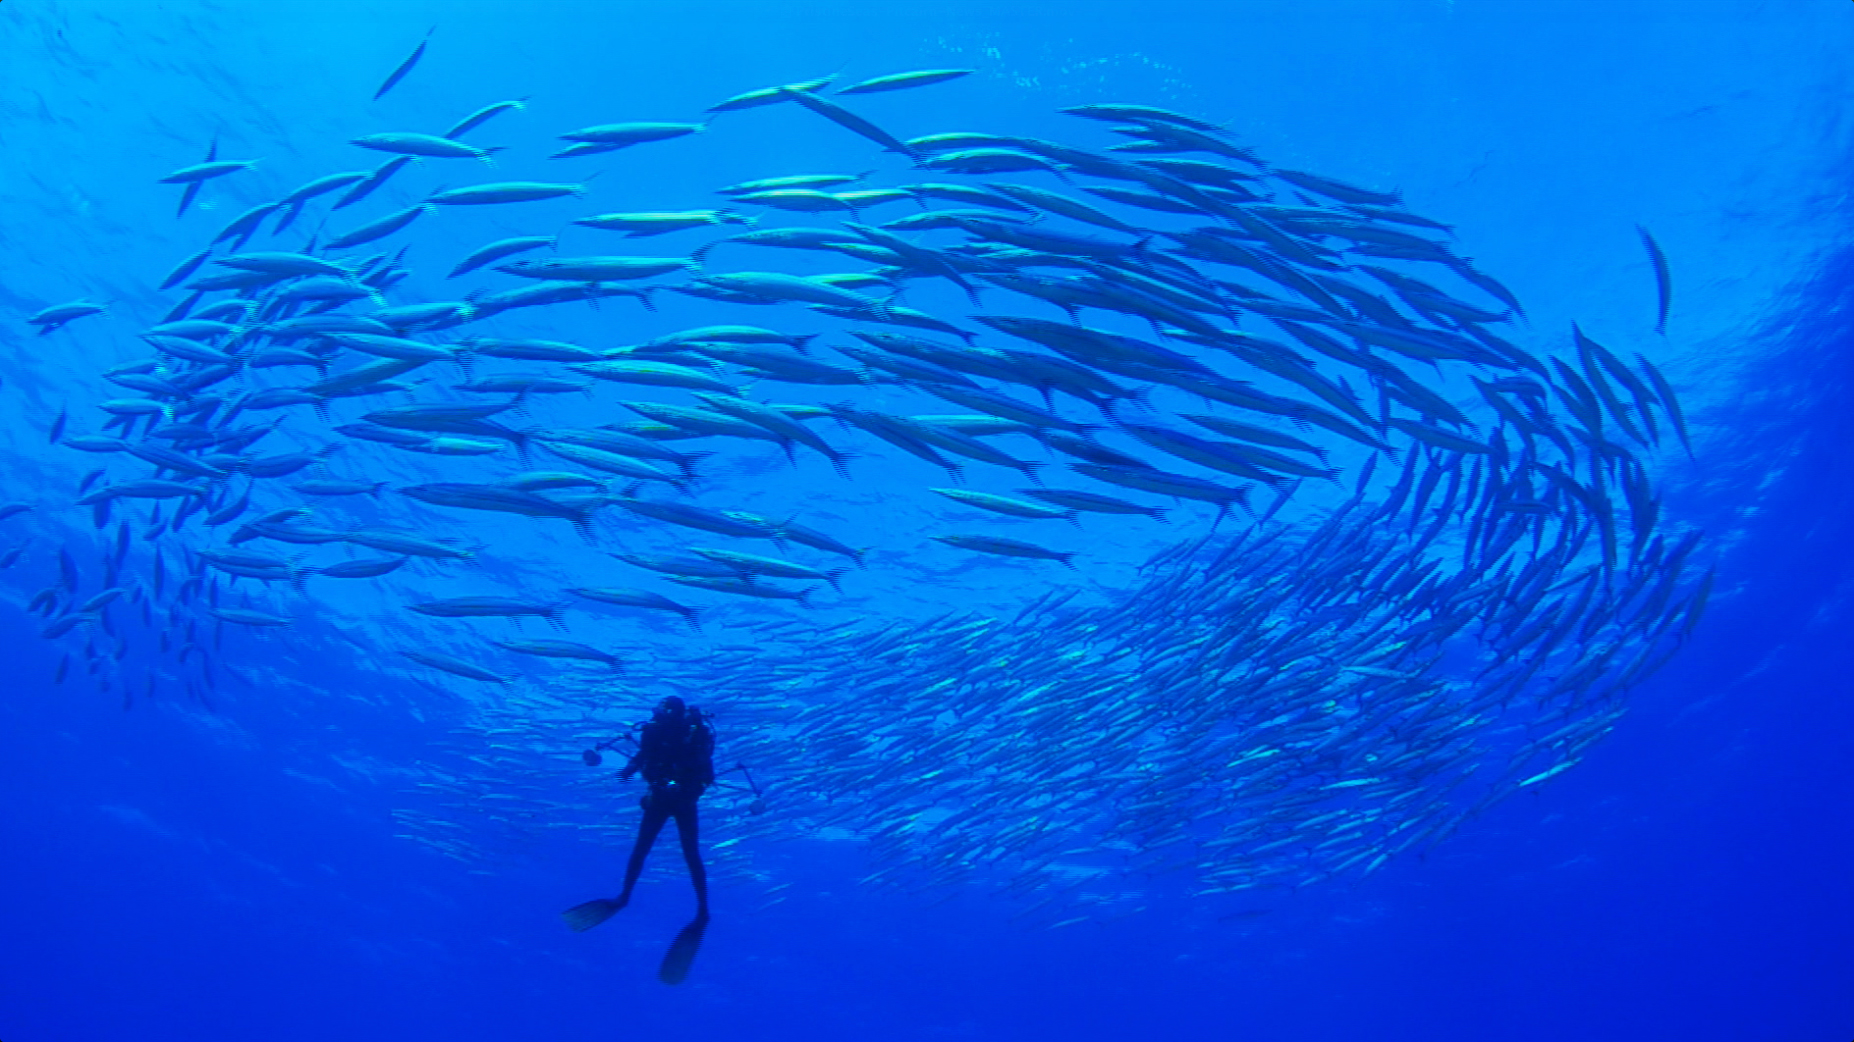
[
  {"left": 561, "top": 897, "right": 625, "bottom": 933},
  {"left": 657, "top": 913, "right": 710, "bottom": 985}
]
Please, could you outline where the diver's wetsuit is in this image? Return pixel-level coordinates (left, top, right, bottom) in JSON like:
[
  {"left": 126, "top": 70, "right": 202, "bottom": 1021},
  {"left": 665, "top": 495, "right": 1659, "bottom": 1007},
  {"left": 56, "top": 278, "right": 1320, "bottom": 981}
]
[{"left": 618, "top": 710, "right": 716, "bottom": 917}]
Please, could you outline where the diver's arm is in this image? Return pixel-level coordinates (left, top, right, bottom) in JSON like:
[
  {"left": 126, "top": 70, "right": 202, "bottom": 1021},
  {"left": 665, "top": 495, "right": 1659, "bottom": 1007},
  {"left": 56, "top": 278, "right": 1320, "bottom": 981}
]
[{"left": 622, "top": 723, "right": 658, "bottom": 781}]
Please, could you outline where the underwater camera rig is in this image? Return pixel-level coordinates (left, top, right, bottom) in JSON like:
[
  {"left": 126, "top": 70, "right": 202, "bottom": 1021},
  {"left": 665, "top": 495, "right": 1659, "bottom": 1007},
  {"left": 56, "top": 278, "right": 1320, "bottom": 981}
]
[{"left": 580, "top": 722, "right": 766, "bottom": 815}]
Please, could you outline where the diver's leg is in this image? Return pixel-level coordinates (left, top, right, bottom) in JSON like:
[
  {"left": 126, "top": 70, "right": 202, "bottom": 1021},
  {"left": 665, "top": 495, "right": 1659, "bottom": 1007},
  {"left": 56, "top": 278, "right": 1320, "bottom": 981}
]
[
  {"left": 618, "top": 795, "right": 673, "bottom": 906},
  {"left": 561, "top": 792, "right": 676, "bottom": 932},
  {"left": 671, "top": 796, "right": 709, "bottom": 920}
]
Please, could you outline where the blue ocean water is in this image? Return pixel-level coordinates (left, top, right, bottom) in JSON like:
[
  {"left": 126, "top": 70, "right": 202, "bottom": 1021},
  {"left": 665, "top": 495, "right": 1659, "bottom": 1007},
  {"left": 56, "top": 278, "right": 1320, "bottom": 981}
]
[{"left": 2, "top": 2, "right": 1851, "bottom": 1039}]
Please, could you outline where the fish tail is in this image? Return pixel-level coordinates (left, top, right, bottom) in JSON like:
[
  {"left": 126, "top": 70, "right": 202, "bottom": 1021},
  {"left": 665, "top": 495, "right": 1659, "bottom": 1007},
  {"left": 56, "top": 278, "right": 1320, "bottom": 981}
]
[{"left": 674, "top": 451, "right": 714, "bottom": 478}]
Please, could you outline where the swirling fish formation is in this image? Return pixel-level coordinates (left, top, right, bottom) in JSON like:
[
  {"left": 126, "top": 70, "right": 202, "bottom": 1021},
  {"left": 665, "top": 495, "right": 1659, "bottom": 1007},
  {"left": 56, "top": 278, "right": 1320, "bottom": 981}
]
[{"left": 8, "top": 61, "right": 1710, "bottom": 919}]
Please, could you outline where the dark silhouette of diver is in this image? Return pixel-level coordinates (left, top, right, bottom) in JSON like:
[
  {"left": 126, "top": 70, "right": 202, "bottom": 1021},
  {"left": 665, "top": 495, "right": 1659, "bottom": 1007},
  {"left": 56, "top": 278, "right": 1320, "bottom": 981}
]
[{"left": 562, "top": 696, "right": 715, "bottom": 964}]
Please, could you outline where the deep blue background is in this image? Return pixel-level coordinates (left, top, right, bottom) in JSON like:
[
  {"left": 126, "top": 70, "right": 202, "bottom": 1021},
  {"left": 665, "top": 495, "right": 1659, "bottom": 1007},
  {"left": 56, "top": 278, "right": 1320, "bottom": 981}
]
[{"left": 3, "top": 2, "right": 1851, "bottom": 1039}]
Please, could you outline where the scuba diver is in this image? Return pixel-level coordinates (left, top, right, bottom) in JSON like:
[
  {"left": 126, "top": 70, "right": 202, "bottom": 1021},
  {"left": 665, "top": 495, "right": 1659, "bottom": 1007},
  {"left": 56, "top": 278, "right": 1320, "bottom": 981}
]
[{"left": 562, "top": 696, "right": 716, "bottom": 937}]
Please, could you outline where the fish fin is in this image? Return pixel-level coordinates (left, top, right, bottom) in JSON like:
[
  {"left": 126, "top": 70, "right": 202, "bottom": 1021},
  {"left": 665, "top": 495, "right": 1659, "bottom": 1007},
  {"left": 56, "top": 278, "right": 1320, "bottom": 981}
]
[{"left": 177, "top": 180, "right": 202, "bottom": 218}]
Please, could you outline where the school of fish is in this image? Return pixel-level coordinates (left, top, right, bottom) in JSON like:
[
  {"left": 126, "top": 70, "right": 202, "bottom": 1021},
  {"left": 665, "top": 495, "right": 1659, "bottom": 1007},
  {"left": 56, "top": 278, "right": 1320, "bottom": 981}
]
[{"left": 7, "top": 54, "right": 1710, "bottom": 922}]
